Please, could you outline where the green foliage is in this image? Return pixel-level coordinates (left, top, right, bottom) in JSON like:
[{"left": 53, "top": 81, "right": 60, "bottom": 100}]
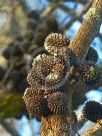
[{"left": 0, "top": 93, "right": 26, "bottom": 120}]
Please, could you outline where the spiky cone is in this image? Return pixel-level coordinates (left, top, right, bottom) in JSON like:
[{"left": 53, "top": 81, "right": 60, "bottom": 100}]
[
  {"left": 27, "top": 65, "right": 60, "bottom": 91},
  {"left": 44, "top": 57, "right": 69, "bottom": 91},
  {"left": 23, "top": 86, "right": 50, "bottom": 118},
  {"left": 44, "top": 33, "right": 70, "bottom": 56},
  {"left": 27, "top": 53, "right": 68, "bottom": 92},
  {"left": 27, "top": 66, "right": 45, "bottom": 88},
  {"left": 85, "top": 47, "right": 98, "bottom": 64},
  {"left": 47, "top": 92, "right": 68, "bottom": 115},
  {"left": 82, "top": 101, "right": 102, "bottom": 123},
  {"left": 45, "top": 72, "right": 62, "bottom": 89},
  {"left": 32, "top": 53, "right": 54, "bottom": 75},
  {"left": 80, "top": 62, "right": 101, "bottom": 85},
  {"left": 27, "top": 54, "right": 54, "bottom": 88},
  {"left": 38, "top": 54, "right": 54, "bottom": 77}
]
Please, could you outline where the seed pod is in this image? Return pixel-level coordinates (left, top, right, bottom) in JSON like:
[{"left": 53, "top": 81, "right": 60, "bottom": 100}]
[
  {"left": 82, "top": 101, "right": 102, "bottom": 122},
  {"left": 44, "top": 33, "right": 70, "bottom": 55},
  {"left": 23, "top": 87, "right": 50, "bottom": 118},
  {"left": 27, "top": 54, "right": 54, "bottom": 87},
  {"left": 27, "top": 65, "right": 45, "bottom": 87},
  {"left": 47, "top": 92, "right": 68, "bottom": 115},
  {"left": 80, "top": 62, "right": 101, "bottom": 85},
  {"left": 85, "top": 47, "right": 98, "bottom": 64}
]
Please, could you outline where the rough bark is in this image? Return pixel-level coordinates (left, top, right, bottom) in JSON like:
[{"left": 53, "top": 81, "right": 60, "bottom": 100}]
[
  {"left": 40, "top": 0, "right": 102, "bottom": 136},
  {"left": 68, "top": 0, "right": 102, "bottom": 60},
  {"left": 83, "top": 120, "right": 102, "bottom": 136},
  {"left": 40, "top": 115, "right": 71, "bottom": 136}
]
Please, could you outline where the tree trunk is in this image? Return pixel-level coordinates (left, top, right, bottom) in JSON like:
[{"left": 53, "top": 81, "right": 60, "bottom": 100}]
[
  {"left": 40, "top": 0, "right": 102, "bottom": 135},
  {"left": 40, "top": 115, "right": 71, "bottom": 136}
]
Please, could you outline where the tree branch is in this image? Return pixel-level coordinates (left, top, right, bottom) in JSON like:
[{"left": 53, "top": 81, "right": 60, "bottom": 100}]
[
  {"left": 41, "top": 115, "right": 71, "bottom": 136},
  {"left": 83, "top": 119, "right": 102, "bottom": 136},
  {"left": 40, "top": 0, "right": 102, "bottom": 136},
  {"left": 68, "top": 0, "right": 102, "bottom": 60}
]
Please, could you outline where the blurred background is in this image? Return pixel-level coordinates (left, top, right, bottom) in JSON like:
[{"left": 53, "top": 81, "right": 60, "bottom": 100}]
[{"left": 0, "top": 0, "right": 102, "bottom": 136}]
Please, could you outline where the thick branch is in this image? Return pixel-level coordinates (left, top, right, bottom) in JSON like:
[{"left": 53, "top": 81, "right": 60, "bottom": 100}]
[
  {"left": 83, "top": 120, "right": 102, "bottom": 136},
  {"left": 40, "top": 1, "right": 102, "bottom": 136},
  {"left": 68, "top": 0, "right": 102, "bottom": 60},
  {"left": 40, "top": 115, "right": 71, "bottom": 136}
]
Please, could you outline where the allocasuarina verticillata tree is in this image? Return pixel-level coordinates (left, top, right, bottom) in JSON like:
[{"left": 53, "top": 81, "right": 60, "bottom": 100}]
[{"left": 23, "top": 0, "right": 102, "bottom": 135}]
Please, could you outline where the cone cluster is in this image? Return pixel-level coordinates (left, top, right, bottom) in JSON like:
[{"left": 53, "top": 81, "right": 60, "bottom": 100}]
[
  {"left": 82, "top": 101, "right": 102, "bottom": 122},
  {"left": 23, "top": 32, "right": 101, "bottom": 118},
  {"left": 85, "top": 47, "right": 98, "bottom": 64},
  {"left": 23, "top": 33, "right": 71, "bottom": 118}
]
